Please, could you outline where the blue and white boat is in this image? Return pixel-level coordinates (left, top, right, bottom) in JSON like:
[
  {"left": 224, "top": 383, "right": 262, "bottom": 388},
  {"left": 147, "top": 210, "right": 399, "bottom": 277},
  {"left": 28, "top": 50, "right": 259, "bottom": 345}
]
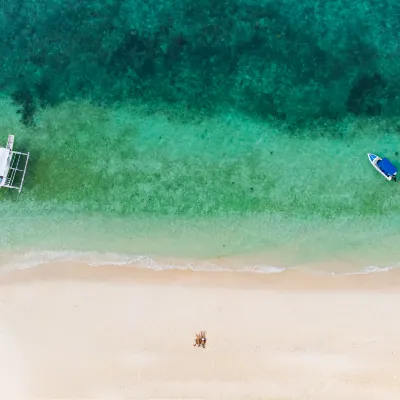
[{"left": 368, "top": 153, "right": 397, "bottom": 181}]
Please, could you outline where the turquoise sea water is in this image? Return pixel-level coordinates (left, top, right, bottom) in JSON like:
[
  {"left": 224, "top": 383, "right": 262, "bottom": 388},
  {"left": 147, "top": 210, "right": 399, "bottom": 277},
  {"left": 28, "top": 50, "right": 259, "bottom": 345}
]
[
  {"left": 1, "top": 1, "right": 400, "bottom": 272},
  {"left": 1, "top": 99, "right": 400, "bottom": 272}
]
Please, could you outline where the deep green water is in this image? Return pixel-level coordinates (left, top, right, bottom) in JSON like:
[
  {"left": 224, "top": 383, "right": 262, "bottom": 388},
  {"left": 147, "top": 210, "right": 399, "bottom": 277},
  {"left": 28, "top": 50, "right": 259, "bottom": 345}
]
[{"left": 1, "top": 1, "right": 400, "bottom": 271}]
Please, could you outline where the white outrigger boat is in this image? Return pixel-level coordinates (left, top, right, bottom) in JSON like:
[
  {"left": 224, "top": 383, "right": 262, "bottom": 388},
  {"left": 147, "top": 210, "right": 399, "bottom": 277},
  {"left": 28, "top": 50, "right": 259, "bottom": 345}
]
[
  {"left": 0, "top": 135, "right": 29, "bottom": 193},
  {"left": 368, "top": 153, "right": 397, "bottom": 182}
]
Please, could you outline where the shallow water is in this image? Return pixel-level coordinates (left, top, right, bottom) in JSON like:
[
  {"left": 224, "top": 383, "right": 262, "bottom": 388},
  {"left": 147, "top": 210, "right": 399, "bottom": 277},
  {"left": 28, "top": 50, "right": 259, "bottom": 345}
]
[
  {"left": 0, "top": 100, "right": 400, "bottom": 272},
  {"left": 1, "top": 0, "right": 400, "bottom": 273}
]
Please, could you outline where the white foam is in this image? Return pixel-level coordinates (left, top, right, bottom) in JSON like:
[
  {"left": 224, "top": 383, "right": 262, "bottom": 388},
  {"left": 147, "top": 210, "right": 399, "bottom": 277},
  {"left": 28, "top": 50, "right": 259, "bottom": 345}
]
[
  {"left": 333, "top": 265, "right": 396, "bottom": 276},
  {"left": 238, "top": 265, "right": 287, "bottom": 274},
  {"left": 0, "top": 250, "right": 398, "bottom": 276},
  {"left": 0, "top": 250, "right": 285, "bottom": 274},
  {"left": 0, "top": 251, "right": 148, "bottom": 271}
]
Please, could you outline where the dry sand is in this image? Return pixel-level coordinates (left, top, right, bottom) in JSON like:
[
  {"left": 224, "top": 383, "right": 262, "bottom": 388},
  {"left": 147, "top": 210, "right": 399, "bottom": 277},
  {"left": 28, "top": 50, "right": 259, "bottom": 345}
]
[{"left": 0, "top": 263, "right": 400, "bottom": 400}]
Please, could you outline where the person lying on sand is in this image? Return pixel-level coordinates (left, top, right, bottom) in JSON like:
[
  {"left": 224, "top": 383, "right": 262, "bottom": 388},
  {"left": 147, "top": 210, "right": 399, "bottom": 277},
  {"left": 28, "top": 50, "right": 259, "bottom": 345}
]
[
  {"left": 193, "top": 331, "right": 206, "bottom": 348},
  {"left": 200, "top": 331, "right": 206, "bottom": 348},
  {"left": 193, "top": 333, "right": 202, "bottom": 347}
]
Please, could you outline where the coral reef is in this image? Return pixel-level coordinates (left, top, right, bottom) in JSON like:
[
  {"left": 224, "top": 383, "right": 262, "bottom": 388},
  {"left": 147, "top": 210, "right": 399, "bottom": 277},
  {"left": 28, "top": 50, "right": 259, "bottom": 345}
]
[{"left": 1, "top": 0, "right": 399, "bottom": 121}]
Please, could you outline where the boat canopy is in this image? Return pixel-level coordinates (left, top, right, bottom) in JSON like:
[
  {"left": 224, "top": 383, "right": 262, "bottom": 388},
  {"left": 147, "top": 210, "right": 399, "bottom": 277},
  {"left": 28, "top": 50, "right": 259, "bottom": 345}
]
[
  {"left": 378, "top": 158, "right": 397, "bottom": 176},
  {"left": 0, "top": 147, "right": 10, "bottom": 176}
]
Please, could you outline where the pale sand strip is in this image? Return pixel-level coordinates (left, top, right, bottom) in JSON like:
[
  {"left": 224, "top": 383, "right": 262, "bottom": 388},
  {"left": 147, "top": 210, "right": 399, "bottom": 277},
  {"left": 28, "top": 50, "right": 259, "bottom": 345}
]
[{"left": 0, "top": 263, "right": 400, "bottom": 399}]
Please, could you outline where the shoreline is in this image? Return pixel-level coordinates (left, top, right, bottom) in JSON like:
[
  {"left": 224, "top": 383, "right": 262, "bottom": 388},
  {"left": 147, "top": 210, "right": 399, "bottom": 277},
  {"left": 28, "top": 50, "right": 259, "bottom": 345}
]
[
  {"left": 1, "top": 259, "right": 400, "bottom": 290},
  {"left": 1, "top": 245, "right": 400, "bottom": 278}
]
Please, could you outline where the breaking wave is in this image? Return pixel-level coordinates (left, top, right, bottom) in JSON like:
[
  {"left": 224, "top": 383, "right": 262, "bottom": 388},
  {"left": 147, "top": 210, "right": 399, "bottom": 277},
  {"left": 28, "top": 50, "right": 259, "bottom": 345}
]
[{"left": 0, "top": 250, "right": 397, "bottom": 276}]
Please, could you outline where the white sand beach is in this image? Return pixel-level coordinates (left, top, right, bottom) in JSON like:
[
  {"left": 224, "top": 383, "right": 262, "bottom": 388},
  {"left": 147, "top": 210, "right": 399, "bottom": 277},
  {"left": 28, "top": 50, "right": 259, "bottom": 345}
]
[{"left": 0, "top": 263, "right": 400, "bottom": 400}]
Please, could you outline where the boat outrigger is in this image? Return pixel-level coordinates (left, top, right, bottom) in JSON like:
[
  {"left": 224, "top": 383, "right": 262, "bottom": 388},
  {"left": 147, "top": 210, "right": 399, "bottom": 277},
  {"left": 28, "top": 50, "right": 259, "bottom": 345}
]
[
  {"left": 367, "top": 153, "right": 397, "bottom": 182},
  {"left": 0, "top": 135, "right": 29, "bottom": 193}
]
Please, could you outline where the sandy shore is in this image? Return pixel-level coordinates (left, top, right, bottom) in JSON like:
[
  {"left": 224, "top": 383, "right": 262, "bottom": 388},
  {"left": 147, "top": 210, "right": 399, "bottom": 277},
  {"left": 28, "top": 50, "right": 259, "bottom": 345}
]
[{"left": 1, "top": 263, "right": 400, "bottom": 400}]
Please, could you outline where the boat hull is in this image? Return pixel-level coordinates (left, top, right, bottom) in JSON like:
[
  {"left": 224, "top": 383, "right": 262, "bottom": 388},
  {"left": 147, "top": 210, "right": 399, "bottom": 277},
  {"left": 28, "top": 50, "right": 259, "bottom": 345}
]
[{"left": 367, "top": 153, "right": 396, "bottom": 181}]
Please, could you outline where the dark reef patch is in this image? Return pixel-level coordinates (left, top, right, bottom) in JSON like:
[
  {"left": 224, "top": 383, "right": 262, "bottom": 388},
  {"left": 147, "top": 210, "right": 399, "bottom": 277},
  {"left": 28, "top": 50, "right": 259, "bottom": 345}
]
[{"left": 1, "top": 0, "right": 400, "bottom": 123}]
